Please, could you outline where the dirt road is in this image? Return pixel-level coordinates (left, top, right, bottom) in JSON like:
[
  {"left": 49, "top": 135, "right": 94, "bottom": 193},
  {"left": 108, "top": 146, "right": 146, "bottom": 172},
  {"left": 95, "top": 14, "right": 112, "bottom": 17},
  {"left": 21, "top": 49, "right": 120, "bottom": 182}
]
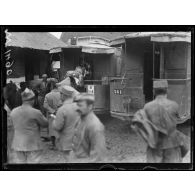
[{"left": 40, "top": 115, "right": 191, "bottom": 163}]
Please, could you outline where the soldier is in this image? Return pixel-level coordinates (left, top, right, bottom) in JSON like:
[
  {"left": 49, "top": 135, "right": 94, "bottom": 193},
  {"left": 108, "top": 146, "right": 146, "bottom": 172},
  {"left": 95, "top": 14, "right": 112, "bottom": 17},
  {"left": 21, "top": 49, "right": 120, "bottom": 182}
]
[
  {"left": 43, "top": 79, "right": 62, "bottom": 149},
  {"left": 38, "top": 74, "right": 49, "bottom": 115},
  {"left": 10, "top": 88, "right": 48, "bottom": 163},
  {"left": 131, "top": 80, "right": 189, "bottom": 163},
  {"left": 3, "top": 83, "right": 15, "bottom": 163},
  {"left": 71, "top": 93, "right": 107, "bottom": 163},
  {"left": 15, "top": 82, "right": 27, "bottom": 107},
  {"left": 51, "top": 85, "right": 80, "bottom": 161}
]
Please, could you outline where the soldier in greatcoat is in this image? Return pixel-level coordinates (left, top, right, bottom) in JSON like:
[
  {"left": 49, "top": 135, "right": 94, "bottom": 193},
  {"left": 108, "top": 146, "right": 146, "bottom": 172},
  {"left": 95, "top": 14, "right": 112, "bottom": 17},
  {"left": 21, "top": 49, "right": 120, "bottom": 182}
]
[
  {"left": 70, "top": 93, "right": 107, "bottom": 163},
  {"left": 51, "top": 85, "right": 80, "bottom": 161},
  {"left": 43, "top": 79, "right": 62, "bottom": 149},
  {"left": 131, "top": 80, "right": 189, "bottom": 163},
  {"left": 10, "top": 88, "right": 48, "bottom": 163}
]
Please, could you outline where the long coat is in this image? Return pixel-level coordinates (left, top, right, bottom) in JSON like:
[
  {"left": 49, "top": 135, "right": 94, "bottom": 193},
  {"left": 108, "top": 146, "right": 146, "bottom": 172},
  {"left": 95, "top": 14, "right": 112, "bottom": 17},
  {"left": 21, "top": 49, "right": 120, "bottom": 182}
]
[
  {"left": 132, "top": 96, "right": 189, "bottom": 158},
  {"left": 71, "top": 112, "right": 107, "bottom": 162},
  {"left": 52, "top": 99, "right": 80, "bottom": 151},
  {"left": 43, "top": 89, "right": 62, "bottom": 137},
  {"left": 10, "top": 104, "right": 48, "bottom": 151}
]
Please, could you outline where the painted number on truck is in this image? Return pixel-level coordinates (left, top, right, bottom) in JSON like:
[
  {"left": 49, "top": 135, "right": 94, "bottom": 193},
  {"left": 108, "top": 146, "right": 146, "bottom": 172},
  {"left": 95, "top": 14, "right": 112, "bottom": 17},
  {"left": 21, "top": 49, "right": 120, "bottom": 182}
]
[{"left": 114, "top": 89, "right": 122, "bottom": 95}]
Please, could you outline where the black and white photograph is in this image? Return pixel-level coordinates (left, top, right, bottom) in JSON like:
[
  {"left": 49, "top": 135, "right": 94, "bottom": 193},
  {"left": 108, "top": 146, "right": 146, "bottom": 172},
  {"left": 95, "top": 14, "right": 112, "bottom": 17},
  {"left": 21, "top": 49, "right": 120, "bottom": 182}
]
[{"left": 1, "top": 27, "right": 193, "bottom": 170}]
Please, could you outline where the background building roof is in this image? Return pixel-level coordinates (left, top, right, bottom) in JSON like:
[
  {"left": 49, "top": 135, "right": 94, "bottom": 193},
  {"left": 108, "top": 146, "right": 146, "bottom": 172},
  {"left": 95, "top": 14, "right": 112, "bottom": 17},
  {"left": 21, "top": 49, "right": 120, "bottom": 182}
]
[
  {"left": 60, "top": 32, "right": 132, "bottom": 43},
  {"left": 6, "top": 32, "right": 67, "bottom": 50}
]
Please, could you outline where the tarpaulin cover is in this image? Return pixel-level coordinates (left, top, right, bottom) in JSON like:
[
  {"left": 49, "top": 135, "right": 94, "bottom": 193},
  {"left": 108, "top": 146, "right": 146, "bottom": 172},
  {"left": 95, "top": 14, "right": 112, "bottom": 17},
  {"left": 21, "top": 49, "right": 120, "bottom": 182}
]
[
  {"left": 81, "top": 43, "right": 115, "bottom": 54},
  {"left": 124, "top": 32, "right": 191, "bottom": 43}
]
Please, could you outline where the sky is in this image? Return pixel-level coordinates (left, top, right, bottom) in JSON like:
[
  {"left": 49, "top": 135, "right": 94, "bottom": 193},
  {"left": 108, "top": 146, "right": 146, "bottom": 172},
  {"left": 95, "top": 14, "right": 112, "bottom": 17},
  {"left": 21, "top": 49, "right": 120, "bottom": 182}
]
[{"left": 50, "top": 32, "right": 62, "bottom": 39}]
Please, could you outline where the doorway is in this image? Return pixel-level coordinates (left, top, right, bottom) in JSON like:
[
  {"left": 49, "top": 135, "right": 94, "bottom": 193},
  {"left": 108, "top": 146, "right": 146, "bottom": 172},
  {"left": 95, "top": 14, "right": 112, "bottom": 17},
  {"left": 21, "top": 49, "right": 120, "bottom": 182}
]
[
  {"left": 144, "top": 51, "right": 153, "bottom": 102},
  {"left": 143, "top": 43, "right": 161, "bottom": 102},
  {"left": 79, "top": 53, "right": 93, "bottom": 81}
]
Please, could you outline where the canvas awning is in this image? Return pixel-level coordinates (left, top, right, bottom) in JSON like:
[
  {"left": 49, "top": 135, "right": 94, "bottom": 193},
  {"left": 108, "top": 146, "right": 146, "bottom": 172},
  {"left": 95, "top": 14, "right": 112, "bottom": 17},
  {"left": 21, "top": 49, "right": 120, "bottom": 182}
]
[
  {"left": 49, "top": 45, "right": 82, "bottom": 53},
  {"left": 50, "top": 47, "right": 62, "bottom": 53},
  {"left": 109, "top": 37, "right": 125, "bottom": 46},
  {"left": 151, "top": 32, "right": 191, "bottom": 43},
  {"left": 50, "top": 36, "right": 115, "bottom": 54},
  {"left": 81, "top": 44, "right": 115, "bottom": 54},
  {"left": 82, "top": 46, "right": 115, "bottom": 54},
  {"left": 125, "top": 32, "right": 191, "bottom": 43}
]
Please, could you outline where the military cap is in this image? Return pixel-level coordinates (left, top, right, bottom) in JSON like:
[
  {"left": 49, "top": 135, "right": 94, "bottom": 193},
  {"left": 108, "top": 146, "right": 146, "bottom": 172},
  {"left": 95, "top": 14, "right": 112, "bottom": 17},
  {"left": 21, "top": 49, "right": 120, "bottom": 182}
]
[
  {"left": 60, "top": 85, "right": 79, "bottom": 97},
  {"left": 21, "top": 88, "right": 35, "bottom": 101},
  {"left": 153, "top": 80, "right": 168, "bottom": 89},
  {"left": 73, "top": 93, "right": 95, "bottom": 103}
]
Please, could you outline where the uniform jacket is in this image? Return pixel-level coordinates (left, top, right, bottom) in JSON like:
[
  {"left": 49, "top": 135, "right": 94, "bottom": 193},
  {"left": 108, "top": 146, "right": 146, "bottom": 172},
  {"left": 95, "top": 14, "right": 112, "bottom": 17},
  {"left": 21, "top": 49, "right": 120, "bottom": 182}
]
[
  {"left": 43, "top": 89, "right": 62, "bottom": 137},
  {"left": 10, "top": 104, "right": 48, "bottom": 151},
  {"left": 132, "top": 96, "right": 189, "bottom": 156},
  {"left": 72, "top": 112, "right": 107, "bottom": 162},
  {"left": 144, "top": 96, "right": 180, "bottom": 136},
  {"left": 52, "top": 99, "right": 79, "bottom": 151},
  {"left": 43, "top": 89, "right": 61, "bottom": 114}
]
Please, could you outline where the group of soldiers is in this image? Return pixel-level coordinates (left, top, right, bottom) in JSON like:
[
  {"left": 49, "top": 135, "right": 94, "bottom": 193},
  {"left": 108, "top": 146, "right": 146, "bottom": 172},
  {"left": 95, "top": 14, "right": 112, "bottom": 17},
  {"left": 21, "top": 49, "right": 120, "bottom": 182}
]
[
  {"left": 4, "top": 73, "right": 189, "bottom": 164},
  {"left": 5, "top": 74, "right": 107, "bottom": 163}
]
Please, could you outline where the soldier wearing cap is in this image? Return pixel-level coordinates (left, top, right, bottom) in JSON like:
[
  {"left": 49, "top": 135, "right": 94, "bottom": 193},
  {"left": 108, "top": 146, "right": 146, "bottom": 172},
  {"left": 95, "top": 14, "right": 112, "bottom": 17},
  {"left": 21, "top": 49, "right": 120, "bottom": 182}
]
[
  {"left": 51, "top": 85, "right": 80, "bottom": 161},
  {"left": 131, "top": 80, "right": 189, "bottom": 163},
  {"left": 71, "top": 93, "right": 107, "bottom": 163},
  {"left": 10, "top": 88, "right": 48, "bottom": 163},
  {"left": 43, "top": 79, "right": 62, "bottom": 149}
]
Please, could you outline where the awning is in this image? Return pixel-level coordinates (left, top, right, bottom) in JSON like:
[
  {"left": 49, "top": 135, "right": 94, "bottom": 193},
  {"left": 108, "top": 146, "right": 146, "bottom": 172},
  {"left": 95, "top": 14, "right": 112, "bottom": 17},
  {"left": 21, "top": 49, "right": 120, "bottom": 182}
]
[
  {"left": 49, "top": 45, "right": 82, "bottom": 53},
  {"left": 81, "top": 43, "right": 115, "bottom": 54},
  {"left": 151, "top": 32, "right": 191, "bottom": 43},
  {"left": 50, "top": 47, "right": 62, "bottom": 53},
  {"left": 110, "top": 37, "right": 125, "bottom": 46},
  {"left": 124, "top": 32, "right": 191, "bottom": 43},
  {"left": 50, "top": 36, "right": 115, "bottom": 54},
  {"left": 125, "top": 32, "right": 160, "bottom": 39}
]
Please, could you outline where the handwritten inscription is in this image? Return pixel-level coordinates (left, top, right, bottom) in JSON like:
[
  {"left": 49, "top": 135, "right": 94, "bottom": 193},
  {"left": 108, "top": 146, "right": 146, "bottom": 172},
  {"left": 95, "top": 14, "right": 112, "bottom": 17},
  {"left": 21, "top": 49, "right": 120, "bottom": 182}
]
[{"left": 5, "top": 29, "right": 14, "bottom": 76}]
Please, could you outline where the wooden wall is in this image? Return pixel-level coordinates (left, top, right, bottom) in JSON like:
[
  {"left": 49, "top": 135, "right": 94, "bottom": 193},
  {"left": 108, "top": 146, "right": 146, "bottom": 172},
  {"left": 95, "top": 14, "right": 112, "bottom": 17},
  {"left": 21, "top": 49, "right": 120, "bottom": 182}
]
[
  {"left": 7, "top": 47, "right": 50, "bottom": 81},
  {"left": 7, "top": 47, "right": 25, "bottom": 78},
  {"left": 110, "top": 40, "right": 191, "bottom": 118},
  {"left": 162, "top": 42, "right": 191, "bottom": 117},
  {"left": 163, "top": 42, "right": 188, "bottom": 79},
  {"left": 110, "top": 39, "right": 146, "bottom": 114}
]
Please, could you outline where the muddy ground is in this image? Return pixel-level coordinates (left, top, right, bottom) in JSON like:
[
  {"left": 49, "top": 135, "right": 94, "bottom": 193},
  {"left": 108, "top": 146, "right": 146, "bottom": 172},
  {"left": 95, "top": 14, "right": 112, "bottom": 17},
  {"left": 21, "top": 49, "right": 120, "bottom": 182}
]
[{"left": 39, "top": 115, "right": 191, "bottom": 164}]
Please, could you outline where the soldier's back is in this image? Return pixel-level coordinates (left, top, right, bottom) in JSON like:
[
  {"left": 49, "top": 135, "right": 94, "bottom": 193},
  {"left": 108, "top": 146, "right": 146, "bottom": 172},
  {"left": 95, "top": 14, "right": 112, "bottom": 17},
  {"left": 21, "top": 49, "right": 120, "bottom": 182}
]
[
  {"left": 45, "top": 90, "right": 61, "bottom": 110},
  {"left": 144, "top": 97, "right": 179, "bottom": 135},
  {"left": 11, "top": 105, "right": 45, "bottom": 151},
  {"left": 54, "top": 101, "right": 79, "bottom": 151}
]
